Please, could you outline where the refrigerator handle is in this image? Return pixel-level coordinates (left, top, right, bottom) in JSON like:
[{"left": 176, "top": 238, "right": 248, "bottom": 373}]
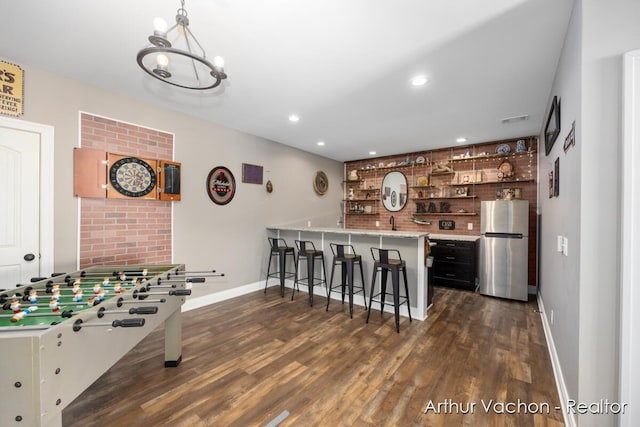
[{"left": 484, "top": 232, "right": 524, "bottom": 239}]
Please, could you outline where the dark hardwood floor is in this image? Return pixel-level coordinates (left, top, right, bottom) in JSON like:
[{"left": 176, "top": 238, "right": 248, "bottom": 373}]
[{"left": 63, "top": 287, "right": 564, "bottom": 426}]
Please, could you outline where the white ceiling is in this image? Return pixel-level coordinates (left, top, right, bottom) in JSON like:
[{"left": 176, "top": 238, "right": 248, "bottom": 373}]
[{"left": 1, "top": 0, "right": 574, "bottom": 161}]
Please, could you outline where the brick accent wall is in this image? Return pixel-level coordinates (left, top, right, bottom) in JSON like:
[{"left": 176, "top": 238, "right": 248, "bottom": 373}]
[
  {"left": 79, "top": 113, "right": 173, "bottom": 268},
  {"left": 344, "top": 137, "right": 538, "bottom": 286}
]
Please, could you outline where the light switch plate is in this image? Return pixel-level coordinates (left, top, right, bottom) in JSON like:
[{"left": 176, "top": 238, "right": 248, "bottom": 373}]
[
  {"left": 563, "top": 237, "right": 569, "bottom": 256},
  {"left": 557, "top": 235, "right": 563, "bottom": 252}
]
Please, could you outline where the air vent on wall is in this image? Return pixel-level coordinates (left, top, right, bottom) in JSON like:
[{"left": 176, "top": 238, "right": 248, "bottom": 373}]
[{"left": 501, "top": 114, "right": 529, "bottom": 124}]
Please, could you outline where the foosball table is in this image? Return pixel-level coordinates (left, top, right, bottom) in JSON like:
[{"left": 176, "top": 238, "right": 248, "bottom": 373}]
[{"left": 0, "top": 264, "right": 201, "bottom": 427}]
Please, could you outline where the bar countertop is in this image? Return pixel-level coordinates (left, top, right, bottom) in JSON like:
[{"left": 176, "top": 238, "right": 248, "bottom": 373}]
[
  {"left": 267, "top": 226, "right": 480, "bottom": 242},
  {"left": 266, "top": 225, "right": 428, "bottom": 239}
]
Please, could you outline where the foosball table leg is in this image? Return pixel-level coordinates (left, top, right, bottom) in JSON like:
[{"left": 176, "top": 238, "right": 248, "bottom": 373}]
[{"left": 164, "top": 308, "right": 182, "bottom": 367}]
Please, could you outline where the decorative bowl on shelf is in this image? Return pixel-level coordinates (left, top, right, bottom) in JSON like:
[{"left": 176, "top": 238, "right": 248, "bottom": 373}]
[
  {"left": 496, "top": 144, "right": 511, "bottom": 154},
  {"left": 416, "top": 156, "right": 426, "bottom": 164}
]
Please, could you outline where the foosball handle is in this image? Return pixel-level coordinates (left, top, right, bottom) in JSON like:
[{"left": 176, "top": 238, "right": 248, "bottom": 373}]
[
  {"left": 113, "top": 318, "right": 145, "bottom": 328},
  {"left": 129, "top": 306, "right": 158, "bottom": 315},
  {"left": 186, "top": 277, "right": 206, "bottom": 283},
  {"left": 169, "top": 289, "right": 191, "bottom": 296},
  {"left": 61, "top": 310, "right": 74, "bottom": 318},
  {"left": 30, "top": 277, "right": 48, "bottom": 282}
]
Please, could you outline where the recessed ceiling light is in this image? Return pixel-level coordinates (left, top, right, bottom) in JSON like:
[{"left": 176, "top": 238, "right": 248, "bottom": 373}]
[
  {"left": 317, "top": 141, "right": 325, "bottom": 146},
  {"left": 369, "top": 151, "right": 377, "bottom": 156},
  {"left": 410, "top": 75, "right": 430, "bottom": 87},
  {"left": 456, "top": 137, "right": 467, "bottom": 143},
  {"left": 288, "top": 114, "right": 300, "bottom": 122}
]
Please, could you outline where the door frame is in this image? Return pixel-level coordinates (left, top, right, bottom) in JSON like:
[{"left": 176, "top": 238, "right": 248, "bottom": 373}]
[
  {"left": 620, "top": 49, "right": 640, "bottom": 427},
  {"left": 0, "top": 116, "right": 54, "bottom": 279}
]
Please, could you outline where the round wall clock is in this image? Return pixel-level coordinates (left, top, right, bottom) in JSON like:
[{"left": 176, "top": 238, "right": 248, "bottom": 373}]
[
  {"left": 109, "top": 157, "right": 157, "bottom": 197},
  {"left": 207, "top": 166, "right": 236, "bottom": 205},
  {"left": 313, "top": 171, "right": 328, "bottom": 195}
]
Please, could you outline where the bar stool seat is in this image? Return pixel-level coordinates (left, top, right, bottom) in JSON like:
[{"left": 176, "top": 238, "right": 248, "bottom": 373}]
[
  {"left": 326, "top": 243, "right": 367, "bottom": 318},
  {"left": 264, "top": 237, "right": 297, "bottom": 297},
  {"left": 366, "top": 247, "right": 412, "bottom": 332},
  {"left": 292, "top": 240, "right": 327, "bottom": 306}
]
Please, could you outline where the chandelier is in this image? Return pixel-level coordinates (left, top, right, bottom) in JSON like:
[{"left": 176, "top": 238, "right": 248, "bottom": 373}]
[{"left": 136, "top": 0, "right": 227, "bottom": 90}]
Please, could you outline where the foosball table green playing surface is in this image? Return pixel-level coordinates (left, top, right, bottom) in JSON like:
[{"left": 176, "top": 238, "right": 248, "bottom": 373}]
[{"left": 0, "top": 264, "right": 199, "bottom": 427}]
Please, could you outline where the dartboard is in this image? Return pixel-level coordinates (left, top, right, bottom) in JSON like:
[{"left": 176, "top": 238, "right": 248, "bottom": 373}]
[{"left": 109, "top": 157, "right": 157, "bottom": 197}]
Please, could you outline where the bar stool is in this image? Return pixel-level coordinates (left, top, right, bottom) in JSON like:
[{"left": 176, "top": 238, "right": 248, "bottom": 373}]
[
  {"left": 326, "top": 243, "right": 367, "bottom": 318},
  {"left": 292, "top": 240, "right": 327, "bottom": 306},
  {"left": 264, "top": 237, "right": 297, "bottom": 297},
  {"left": 366, "top": 247, "right": 412, "bottom": 333}
]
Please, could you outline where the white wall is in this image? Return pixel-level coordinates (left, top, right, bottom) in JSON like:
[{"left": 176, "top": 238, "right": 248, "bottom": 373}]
[
  {"left": 17, "top": 65, "right": 343, "bottom": 294},
  {"left": 538, "top": 0, "right": 582, "bottom": 405},
  {"left": 539, "top": 1, "right": 640, "bottom": 426}
]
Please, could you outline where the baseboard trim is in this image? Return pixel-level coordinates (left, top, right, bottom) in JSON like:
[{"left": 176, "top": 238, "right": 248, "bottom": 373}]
[
  {"left": 182, "top": 279, "right": 424, "bottom": 320},
  {"left": 537, "top": 293, "right": 575, "bottom": 427}
]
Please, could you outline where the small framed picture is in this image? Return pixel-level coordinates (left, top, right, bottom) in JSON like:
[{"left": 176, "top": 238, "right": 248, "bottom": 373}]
[
  {"left": 549, "top": 171, "right": 554, "bottom": 198},
  {"left": 455, "top": 186, "right": 468, "bottom": 197},
  {"left": 554, "top": 157, "right": 560, "bottom": 197}
]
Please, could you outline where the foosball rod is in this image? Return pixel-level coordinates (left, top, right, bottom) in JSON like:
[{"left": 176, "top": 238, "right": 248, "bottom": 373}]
[
  {"left": 2, "top": 300, "right": 100, "bottom": 310},
  {"left": 97, "top": 306, "right": 158, "bottom": 317},
  {"left": 166, "top": 270, "right": 223, "bottom": 278},
  {"left": 72, "top": 318, "right": 145, "bottom": 332},
  {"left": 0, "top": 310, "right": 75, "bottom": 319},
  {"left": 133, "top": 289, "right": 191, "bottom": 299},
  {"left": 116, "top": 297, "right": 166, "bottom": 306},
  {"left": 156, "top": 277, "right": 207, "bottom": 285}
]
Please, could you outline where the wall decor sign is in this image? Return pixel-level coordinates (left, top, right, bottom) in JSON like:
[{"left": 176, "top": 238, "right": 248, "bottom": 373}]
[
  {"left": 242, "top": 163, "right": 263, "bottom": 184},
  {"left": 563, "top": 120, "right": 576, "bottom": 153},
  {"left": 0, "top": 59, "right": 24, "bottom": 117},
  {"left": 207, "top": 166, "right": 236, "bottom": 205},
  {"left": 554, "top": 157, "right": 560, "bottom": 197},
  {"left": 313, "top": 171, "right": 329, "bottom": 195},
  {"left": 439, "top": 220, "right": 455, "bottom": 230},
  {"left": 544, "top": 95, "right": 561, "bottom": 156}
]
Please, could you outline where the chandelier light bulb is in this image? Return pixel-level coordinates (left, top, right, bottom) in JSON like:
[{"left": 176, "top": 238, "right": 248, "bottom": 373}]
[
  {"left": 213, "top": 56, "right": 225, "bottom": 69},
  {"left": 156, "top": 54, "right": 169, "bottom": 67},
  {"left": 153, "top": 17, "right": 169, "bottom": 33}
]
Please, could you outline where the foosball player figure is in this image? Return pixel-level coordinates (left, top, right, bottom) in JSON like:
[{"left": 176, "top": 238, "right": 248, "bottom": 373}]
[
  {"left": 142, "top": 268, "right": 148, "bottom": 277},
  {"left": 29, "top": 289, "right": 38, "bottom": 305},
  {"left": 102, "top": 277, "right": 110, "bottom": 287},
  {"left": 86, "top": 296, "right": 99, "bottom": 307},
  {"left": 73, "top": 288, "right": 84, "bottom": 303},
  {"left": 93, "top": 283, "right": 101, "bottom": 297},
  {"left": 119, "top": 273, "right": 127, "bottom": 282},
  {"left": 114, "top": 282, "right": 123, "bottom": 295},
  {"left": 97, "top": 288, "right": 107, "bottom": 301},
  {"left": 10, "top": 298, "right": 21, "bottom": 314},
  {"left": 11, "top": 306, "right": 37, "bottom": 323},
  {"left": 49, "top": 298, "right": 60, "bottom": 314},
  {"left": 51, "top": 284, "right": 61, "bottom": 301}
]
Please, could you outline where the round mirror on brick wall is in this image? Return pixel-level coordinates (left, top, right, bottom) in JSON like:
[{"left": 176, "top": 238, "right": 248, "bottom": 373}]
[{"left": 381, "top": 171, "right": 408, "bottom": 212}]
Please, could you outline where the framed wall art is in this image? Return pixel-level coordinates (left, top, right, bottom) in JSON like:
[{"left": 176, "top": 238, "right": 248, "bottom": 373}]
[
  {"left": 207, "top": 166, "right": 236, "bottom": 205},
  {"left": 554, "top": 157, "right": 560, "bottom": 197},
  {"left": 242, "top": 163, "right": 263, "bottom": 184},
  {"left": 544, "top": 95, "right": 561, "bottom": 156}
]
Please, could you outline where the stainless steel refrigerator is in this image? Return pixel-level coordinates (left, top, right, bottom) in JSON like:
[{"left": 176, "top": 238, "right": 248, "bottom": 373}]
[{"left": 479, "top": 200, "right": 529, "bottom": 301}]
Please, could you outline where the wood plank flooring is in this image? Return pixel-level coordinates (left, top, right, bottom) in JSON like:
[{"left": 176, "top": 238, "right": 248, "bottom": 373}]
[{"left": 62, "top": 287, "right": 564, "bottom": 426}]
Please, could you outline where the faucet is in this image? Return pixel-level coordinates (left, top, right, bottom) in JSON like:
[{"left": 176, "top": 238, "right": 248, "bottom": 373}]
[{"left": 390, "top": 216, "right": 397, "bottom": 231}]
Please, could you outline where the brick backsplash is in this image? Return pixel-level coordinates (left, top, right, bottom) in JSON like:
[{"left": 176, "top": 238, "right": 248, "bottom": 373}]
[
  {"left": 79, "top": 113, "right": 173, "bottom": 268},
  {"left": 344, "top": 137, "right": 538, "bottom": 286}
]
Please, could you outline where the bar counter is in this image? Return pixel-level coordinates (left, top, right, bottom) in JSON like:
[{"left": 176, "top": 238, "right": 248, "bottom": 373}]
[{"left": 266, "top": 226, "right": 432, "bottom": 320}]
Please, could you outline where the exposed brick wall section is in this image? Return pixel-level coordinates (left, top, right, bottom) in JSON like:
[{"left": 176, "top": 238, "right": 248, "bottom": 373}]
[
  {"left": 345, "top": 137, "right": 538, "bottom": 286},
  {"left": 79, "top": 113, "right": 173, "bottom": 269}
]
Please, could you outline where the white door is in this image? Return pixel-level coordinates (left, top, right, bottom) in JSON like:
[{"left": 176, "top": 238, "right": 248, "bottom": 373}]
[{"left": 0, "top": 124, "right": 40, "bottom": 287}]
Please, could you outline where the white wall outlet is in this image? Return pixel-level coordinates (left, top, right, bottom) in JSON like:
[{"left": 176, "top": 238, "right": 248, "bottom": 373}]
[
  {"left": 307, "top": 220, "right": 311, "bottom": 227},
  {"left": 562, "top": 237, "right": 569, "bottom": 256},
  {"left": 467, "top": 223, "right": 473, "bottom": 230},
  {"left": 375, "top": 221, "right": 380, "bottom": 227},
  {"left": 557, "top": 235, "right": 563, "bottom": 252},
  {"left": 550, "top": 309, "right": 554, "bottom": 325}
]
